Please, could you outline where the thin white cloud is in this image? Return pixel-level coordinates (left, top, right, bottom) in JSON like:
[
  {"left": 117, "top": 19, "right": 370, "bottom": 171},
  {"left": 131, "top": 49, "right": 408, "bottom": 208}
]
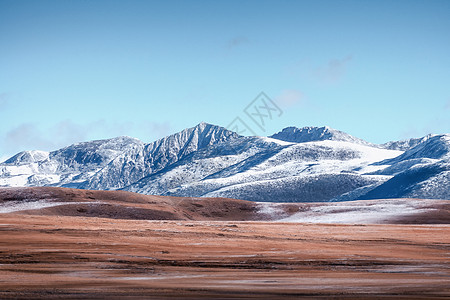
[
  {"left": 88, "top": 120, "right": 134, "bottom": 138},
  {"left": 314, "top": 55, "right": 353, "bottom": 84},
  {"left": 227, "top": 36, "right": 249, "bottom": 49},
  {"left": 4, "top": 123, "right": 51, "bottom": 152},
  {"left": 3, "top": 121, "right": 87, "bottom": 153},
  {"left": 2, "top": 119, "right": 173, "bottom": 156},
  {"left": 53, "top": 120, "right": 89, "bottom": 145},
  {"left": 399, "top": 127, "right": 422, "bottom": 140},
  {"left": 400, "top": 116, "right": 450, "bottom": 140},
  {"left": 143, "top": 121, "right": 172, "bottom": 139},
  {"left": 275, "top": 89, "right": 305, "bottom": 108},
  {"left": 444, "top": 98, "right": 450, "bottom": 110},
  {"left": 0, "top": 93, "right": 10, "bottom": 111}
]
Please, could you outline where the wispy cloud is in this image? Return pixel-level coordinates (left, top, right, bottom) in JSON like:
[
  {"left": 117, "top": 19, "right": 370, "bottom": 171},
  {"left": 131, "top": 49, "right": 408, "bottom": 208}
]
[
  {"left": 0, "top": 93, "right": 10, "bottom": 111},
  {"left": 399, "top": 127, "right": 422, "bottom": 140},
  {"left": 275, "top": 89, "right": 305, "bottom": 108},
  {"left": 400, "top": 116, "right": 450, "bottom": 140},
  {"left": 4, "top": 123, "right": 51, "bottom": 152},
  {"left": 2, "top": 120, "right": 173, "bottom": 156},
  {"left": 226, "top": 36, "right": 249, "bottom": 49},
  {"left": 143, "top": 121, "right": 172, "bottom": 139},
  {"left": 88, "top": 120, "right": 134, "bottom": 138},
  {"left": 283, "top": 56, "right": 353, "bottom": 86},
  {"left": 313, "top": 55, "right": 353, "bottom": 84},
  {"left": 52, "top": 120, "right": 89, "bottom": 145},
  {"left": 444, "top": 98, "right": 450, "bottom": 110},
  {"left": 3, "top": 121, "right": 91, "bottom": 154}
]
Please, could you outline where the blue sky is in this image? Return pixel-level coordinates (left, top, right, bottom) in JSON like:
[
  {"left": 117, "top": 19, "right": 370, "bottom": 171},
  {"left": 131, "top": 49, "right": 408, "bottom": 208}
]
[{"left": 1, "top": 0, "right": 449, "bottom": 160}]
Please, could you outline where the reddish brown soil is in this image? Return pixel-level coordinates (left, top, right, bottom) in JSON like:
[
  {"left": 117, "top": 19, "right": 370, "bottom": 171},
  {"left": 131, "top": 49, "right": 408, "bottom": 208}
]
[
  {"left": 0, "top": 187, "right": 265, "bottom": 221},
  {"left": 1, "top": 187, "right": 449, "bottom": 298},
  {"left": 0, "top": 213, "right": 449, "bottom": 299},
  {"left": 1, "top": 187, "right": 449, "bottom": 224}
]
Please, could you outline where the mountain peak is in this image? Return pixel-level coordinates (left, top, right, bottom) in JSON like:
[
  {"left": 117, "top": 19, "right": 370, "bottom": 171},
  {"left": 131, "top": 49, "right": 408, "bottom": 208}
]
[
  {"left": 3, "top": 150, "right": 49, "bottom": 165},
  {"left": 195, "top": 121, "right": 209, "bottom": 129},
  {"left": 168, "top": 122, "right": 241, "bottom": 154},
  {"left": 269, "top": 126, "right": 370, "bottom": 145},
  {"left": 385, "top": 134, "right": 450, "bottom": 162},
  {"left": 81, "top": 122, "right": 242, "bottom": 190},
  {"left": 192, "top": 122, "right": 234, "bottom": 134},
  {"left": 381, "top": 134, "right": 434, "bottom": 151},
  {"left": 158, "top": 122, "right": 240, "bottom": 146}
]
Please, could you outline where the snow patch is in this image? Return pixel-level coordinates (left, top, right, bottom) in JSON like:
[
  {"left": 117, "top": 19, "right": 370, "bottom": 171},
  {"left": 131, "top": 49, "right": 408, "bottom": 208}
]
[
  {"left": 278, "top": 200, "right": 430, "bottom": 224},
  {"left": 0, "top": 200, "right": 87, "bottom": 213},
  {"left": 257, "top": 202, "right": 288, "bottom": 219}
]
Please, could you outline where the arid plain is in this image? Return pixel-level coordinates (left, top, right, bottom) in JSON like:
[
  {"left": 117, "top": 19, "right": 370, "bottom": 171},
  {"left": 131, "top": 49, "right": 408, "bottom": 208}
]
[{"left": 0, "top": 187, "right": 449, "bottom": 299}]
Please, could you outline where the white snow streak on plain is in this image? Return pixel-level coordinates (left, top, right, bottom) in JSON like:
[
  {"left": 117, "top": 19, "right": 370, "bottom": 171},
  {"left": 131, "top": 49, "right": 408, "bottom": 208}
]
[
  {"left": 257, "top": 203, "right": 288, "bottom": 218},
  {"left": 277, "top": 200, "right": 429, "bottom": 224},
  {"left": 0, "top": 201, "right": 87, "bottom": 213}
]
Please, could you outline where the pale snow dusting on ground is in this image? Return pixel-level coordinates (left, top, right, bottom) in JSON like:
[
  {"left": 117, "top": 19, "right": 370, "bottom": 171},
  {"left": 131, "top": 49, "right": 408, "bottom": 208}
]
[
  {"left": 0, "top": 200, "right": 87, "bottom": 213},
  {"left": 278, "top": 200, "right": 429, "bottom": 224},
  {"left": 256, "top": 202, "right": 289, "bottom": 219}
]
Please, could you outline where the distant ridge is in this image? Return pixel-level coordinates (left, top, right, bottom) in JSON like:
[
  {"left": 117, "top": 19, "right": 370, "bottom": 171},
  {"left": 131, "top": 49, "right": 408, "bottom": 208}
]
[
  {"left": 381, "top": 135, "right": 433, "bottom": 151},
  {"left": 269, "top": 126, "right": 371, "bottom": 145},
  {"left": 1, "top": 123, "right": 449, "bottom": 202}
]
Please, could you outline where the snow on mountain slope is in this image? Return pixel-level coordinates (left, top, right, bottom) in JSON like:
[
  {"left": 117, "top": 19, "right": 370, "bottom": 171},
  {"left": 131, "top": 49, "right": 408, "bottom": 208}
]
[
  {"left": 409, "top": 165, "right": 450, "bottom": 199},
  {"left": 1, "top": 123, "right": 448, "bottom": 202},
  {"left": 145, "top": 141, "right": 401, "bottom": 202},
  {"left": 82, "top": 122, "right": 241, "bottom": 190},
  {"left": 0, "top": 123, "right": 239, "bottom": 190},
  {"left": 378, "top": 135, "right": 449, "bottom": 172},
  {"left": 378, "top": 134, "right": 450, "bottom": 164},
  {"left": 269, "top": 126, "right": 435, "bottom": 152},
  {"left": 0, "top": 136, "right": 143, "bottom": 188},
  {"left": 357, "top": 162, "right": 450, "bottom": 200},
  {"left": 270, "top": 126, "right": 373, "bottom": 146},
  {"left": 199, "top": 174, "right": 385, "bottom": 203},
  {"left": 3, "top": 150, "right": 49, "bottom": 165},
  {"left": 380, "top": 135, "right": 432, "bottom": 151},
  {"left": 346, "top": 136, "right": 450, "bottom": 200},
  {"left": 125, "top": 136, "right": 287, "bottom": 195}
]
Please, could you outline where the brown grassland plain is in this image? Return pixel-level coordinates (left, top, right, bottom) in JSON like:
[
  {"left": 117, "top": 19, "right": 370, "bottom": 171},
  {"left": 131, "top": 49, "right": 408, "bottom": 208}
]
[
  {"left": 0, "top": 187, "right": 449, "bottom": 299},
  {"left": 0, "top": 214, "right": 449, "bottom": 299}
]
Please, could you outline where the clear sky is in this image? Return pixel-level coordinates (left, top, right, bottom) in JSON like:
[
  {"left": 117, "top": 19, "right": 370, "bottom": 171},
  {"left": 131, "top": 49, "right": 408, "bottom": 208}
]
[{"left": 1, "top": 0, "right": 449, "bottom": 160}]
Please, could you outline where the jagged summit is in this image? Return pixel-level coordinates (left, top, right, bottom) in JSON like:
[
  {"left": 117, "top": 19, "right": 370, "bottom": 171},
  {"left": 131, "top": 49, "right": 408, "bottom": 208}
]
[
  {"left": 143, "top": 122, "right": 240, "bottom": 162},
  {"left": 269, "top": 126, "right": 370, "bottom": 145},
  {"left": 162, "top": 122, "right": 241, "bottom": 152},
  {"left": 50, "top": 136, "right": 144, "bottom": 168},
  {"left": 81, "top": 122, "right": 241, "bottom": 190},
  {"left": 3, "top": 136, "right": 143, "bottom": 166},
  {"left": 381, "top": 134, "right": 433, "bottom": 151},
  {"left": 382, "top": 134, "right": 450, "bottom": 164},
  {"left": 3, "top": 150, "right": 49, "bottom": 165}
]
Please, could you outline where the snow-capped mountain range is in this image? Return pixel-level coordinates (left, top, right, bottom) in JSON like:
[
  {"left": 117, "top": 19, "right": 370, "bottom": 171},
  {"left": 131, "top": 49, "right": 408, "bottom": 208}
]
[{"left": 1, "top": 122, "right": 449, "bottom": 202}]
